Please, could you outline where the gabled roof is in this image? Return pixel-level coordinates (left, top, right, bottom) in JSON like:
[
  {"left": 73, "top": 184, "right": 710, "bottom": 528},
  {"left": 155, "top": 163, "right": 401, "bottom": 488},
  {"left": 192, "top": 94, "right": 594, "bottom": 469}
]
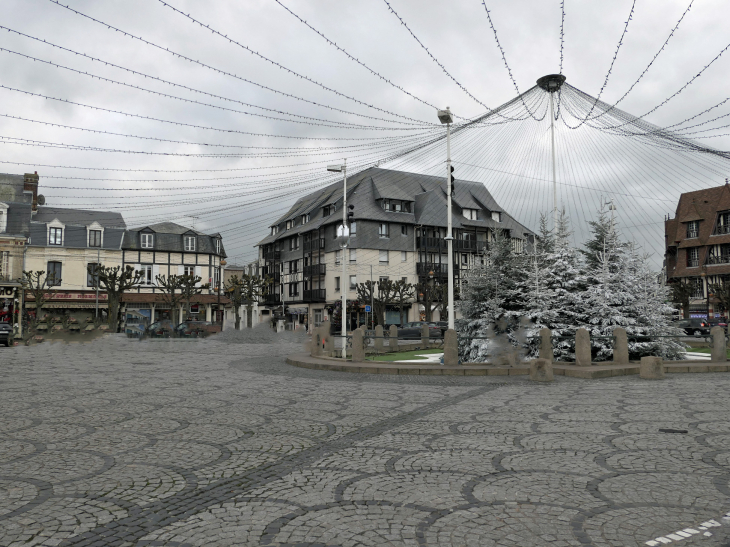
[
  {"left": 32, "top": 207, "right": 126, "bottom": 229},
  {"left": 131, "top": 222, "right": 207, "bottom": 235}
]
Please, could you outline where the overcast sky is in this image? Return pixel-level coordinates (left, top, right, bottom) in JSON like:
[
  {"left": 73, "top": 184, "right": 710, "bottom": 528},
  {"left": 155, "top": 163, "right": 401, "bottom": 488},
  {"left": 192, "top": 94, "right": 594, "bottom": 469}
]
[{"left": 1, "top": 0, "right": 729, "bottom": 266}]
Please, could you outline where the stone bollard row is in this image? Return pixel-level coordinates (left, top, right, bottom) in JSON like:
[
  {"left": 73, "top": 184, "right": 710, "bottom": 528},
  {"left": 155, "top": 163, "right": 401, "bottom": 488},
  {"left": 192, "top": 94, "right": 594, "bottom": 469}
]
[
  {"left": 640, "top": 356, "right": 664, "bottom": 379},
  {"left": 421, "top": 324, "right": 430, "bottom": 347},
  {"left": 351, "top": 328, "right": 365, "bottom": 362},
  {"left": 711, "top": 326, "right": 727, "bottom": 363},
  {"left": 389, "top": 324, "right": 398, "bottom": 350},
  {"left": 530, "top": 358, "right": 554, "bottom": 382},
  {"left": 374, "top": 325, "right": 384, "bottom": 352},
  {"left": 443, "top": 329, "right": 458, "bottom": 367},
  {"left": 539, "top": 328, "right": 552, "bottom": 361}
]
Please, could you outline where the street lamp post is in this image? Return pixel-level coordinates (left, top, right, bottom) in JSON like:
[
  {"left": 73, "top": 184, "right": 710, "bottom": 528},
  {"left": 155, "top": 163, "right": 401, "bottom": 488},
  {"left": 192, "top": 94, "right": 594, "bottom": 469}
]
[
  {"left": 328, "top": 160, "right": 348, "bottom": 358},
  {"left": 437, "top": 107, "right": 455, "bottom": 331}
]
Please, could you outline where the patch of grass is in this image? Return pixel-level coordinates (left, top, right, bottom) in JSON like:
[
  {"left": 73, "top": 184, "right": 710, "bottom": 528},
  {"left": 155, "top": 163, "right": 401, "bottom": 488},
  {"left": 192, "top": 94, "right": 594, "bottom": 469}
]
[{"left": 368, "top": 348, "right": 443, "bottom": 362}]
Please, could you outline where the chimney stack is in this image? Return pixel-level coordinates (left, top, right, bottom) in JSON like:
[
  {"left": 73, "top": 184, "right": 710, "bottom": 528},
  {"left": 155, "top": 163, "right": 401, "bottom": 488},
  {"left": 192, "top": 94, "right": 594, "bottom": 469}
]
[{"left": 23, "top": 171, "right": 39, "bottom": 211}]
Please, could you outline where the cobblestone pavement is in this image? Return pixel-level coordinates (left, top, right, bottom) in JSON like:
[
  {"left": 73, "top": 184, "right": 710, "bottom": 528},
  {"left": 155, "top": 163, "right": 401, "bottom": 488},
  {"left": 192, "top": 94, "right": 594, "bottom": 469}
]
[{"left": 1, "top": 331, "right": 729, "bottom": 547}]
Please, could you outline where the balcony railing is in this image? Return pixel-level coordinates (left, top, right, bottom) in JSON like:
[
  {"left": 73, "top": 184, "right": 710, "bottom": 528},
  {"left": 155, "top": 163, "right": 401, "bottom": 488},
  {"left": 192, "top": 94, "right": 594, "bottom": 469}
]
[
  {"left": 264, "top": 250, "right": 281, "bottom": 261},
  {"left": 303, "top": 263, "right": 326, "bottom": 277},
  {"left": 707, "top": 254, "right": 730, "bottom": 265},
  {"left": 417, "top": 236, "right": 446, "bottom": 249},
  {"left": 264, "top": 294, "right": 281, "bottom": 306},
  {"left": 687, "top": 259, "right": 699, "bottom": 268},
  {"left": 303, "top": 289, "right": 326, "bottom": 302},
  {"left": 417, "top": 262, "right": 452, "bottom": 276},
  {"left": 454, "top": 239, "right": 478, "bottom": 251},
  {"left": 303, "top": 238, "right": 325, "bottom": 252},
  {"left": 416, "top": 237, "right": 478, "bottom": 251},
  {"left": 714, "top": 224, "right": 730, "bottom": 235}
]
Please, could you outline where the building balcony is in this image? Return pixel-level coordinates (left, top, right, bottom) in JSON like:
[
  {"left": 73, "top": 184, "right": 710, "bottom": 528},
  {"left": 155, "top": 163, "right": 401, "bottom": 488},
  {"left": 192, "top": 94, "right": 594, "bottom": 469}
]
[
  {"left": 454, "top": 239, "right": 478, "bottom": 251},
  {"left": 303, "top": 263, "right": 326, "bottom": 277},
  {"left": 264, "top": 250, "right": 281, "bottom": 261},
  {"left": 707, "top": 255, "right": 730, "bottom": 265},
  {"left": 416, "top": 262, "right": 452, "bottom": 276},
  {"left": 303, "top": 289, "right": 326, "bottom": 302},
  {"left": 416, "top": 237, "right": 478, "bottom": 252},
  {"left": 304, "top": 238, "right": 325, "bottom": 252},
  {"left": 417, "top": 236, "right": 446, "bottom": 250},
  {"left": 264, "top": 294, "right": 281, "bottom": 306},
  {"left": 714, "top": 224, "right": 730, "bottom": 235}
]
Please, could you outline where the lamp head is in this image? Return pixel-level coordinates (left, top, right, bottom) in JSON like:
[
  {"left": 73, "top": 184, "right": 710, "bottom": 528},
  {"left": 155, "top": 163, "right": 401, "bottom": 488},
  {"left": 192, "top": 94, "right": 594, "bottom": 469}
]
[{"left": 437, "top": 107, "right": 453, "bottom": 124}]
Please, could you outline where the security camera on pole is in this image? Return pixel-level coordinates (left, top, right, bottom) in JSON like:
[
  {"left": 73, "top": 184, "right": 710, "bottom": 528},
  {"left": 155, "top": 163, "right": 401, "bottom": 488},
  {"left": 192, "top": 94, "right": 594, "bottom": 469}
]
[
  {"left": 327, "top": 160, "right": 349, "bottom": 358},
  {"left": 437, "top": 107, "right": 455, "bottom": 331}
]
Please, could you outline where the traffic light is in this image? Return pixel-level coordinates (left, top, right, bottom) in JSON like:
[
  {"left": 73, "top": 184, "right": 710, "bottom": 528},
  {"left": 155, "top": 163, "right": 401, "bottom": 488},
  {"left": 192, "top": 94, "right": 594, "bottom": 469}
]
[
  {"left": 347, "top": 204, "right": 355, "bottom": 224},
  {"left": 448, "top": 165, "right": 456, "bottom": 197}
]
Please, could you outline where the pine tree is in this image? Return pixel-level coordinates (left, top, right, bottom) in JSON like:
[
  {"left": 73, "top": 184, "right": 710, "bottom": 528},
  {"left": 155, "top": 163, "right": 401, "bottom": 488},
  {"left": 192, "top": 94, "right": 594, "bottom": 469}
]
[
  {"left": 519, "top": 211, "right": 584, "bottom": 360},
  {"left": 457, "top": 230, "right": 527, "bottom": 361}
]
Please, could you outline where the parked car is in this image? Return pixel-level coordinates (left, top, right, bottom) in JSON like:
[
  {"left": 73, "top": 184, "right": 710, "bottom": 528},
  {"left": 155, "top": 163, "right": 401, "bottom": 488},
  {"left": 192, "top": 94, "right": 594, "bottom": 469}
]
[
  {"left": 675, "top": 318, "right": 711, "bottom": 337},
  {"left": 433, "top": 321, "right": 449, "bottom": 336},
  {"left": 0, "top": 322, "right": 12, "bottom": 347},
  {"left": 174, "top": 321, "right": 220, "bottom": 338},
  {"left": 397, "top": 321, "right": 442, "bottom": 340},
  {"left": 145, "top": 320, "right": 175, "bottom": 338},
  {"left": 709, "top": 319, "right": 728, "bottom": 328}
]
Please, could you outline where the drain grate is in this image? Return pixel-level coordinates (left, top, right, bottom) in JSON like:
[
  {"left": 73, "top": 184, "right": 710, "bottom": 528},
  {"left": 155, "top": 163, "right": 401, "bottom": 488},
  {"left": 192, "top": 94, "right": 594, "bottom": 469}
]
[{"left": 658, "top": 428, "right": 689, "bottom": 434}]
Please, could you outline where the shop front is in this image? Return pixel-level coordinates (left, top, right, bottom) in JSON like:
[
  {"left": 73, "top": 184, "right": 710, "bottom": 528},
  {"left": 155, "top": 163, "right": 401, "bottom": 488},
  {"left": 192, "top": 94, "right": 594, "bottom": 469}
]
[
  {"left": 0, "top": 282, "right": 23, "bottom": 340},
  {"left": 24, "top": 290, "right": 108, "bottom": 325},
  {"left": 121, "top": 293, "right": 231, "bottom": 332}
]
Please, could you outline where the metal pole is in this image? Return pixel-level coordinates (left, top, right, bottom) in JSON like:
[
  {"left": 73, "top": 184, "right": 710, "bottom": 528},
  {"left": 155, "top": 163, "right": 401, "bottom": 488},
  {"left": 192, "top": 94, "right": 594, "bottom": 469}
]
[
  {"left": 550, "top": 91, "right": 558, "bottom": 232},
  {"left": 370, "top": 264, "right": 373, "bottom": 330},
  {"left": 445, "top": 120, "right": 455, "bottom": 331},
  {"left": 95, "top": 249, "right": 99, "bottom": 319},
  {"left": 341, "top": 159, "right": 348, "bottom": 358}
]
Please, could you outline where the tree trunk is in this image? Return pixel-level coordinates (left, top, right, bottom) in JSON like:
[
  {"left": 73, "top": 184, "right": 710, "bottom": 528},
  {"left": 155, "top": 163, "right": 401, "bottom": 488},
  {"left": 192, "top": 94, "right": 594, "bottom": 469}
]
[
  {"left": 245, "top": 305, "right": 253, "bottom": 329},
  {"left": 108, "top": 296, "right": 119, "bottom": 332}
]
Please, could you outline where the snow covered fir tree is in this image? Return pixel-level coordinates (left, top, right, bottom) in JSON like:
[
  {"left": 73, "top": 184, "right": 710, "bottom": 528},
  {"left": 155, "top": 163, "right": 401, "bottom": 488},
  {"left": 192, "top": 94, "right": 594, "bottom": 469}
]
[{"left": 456, "top": 208, "right": 684, "bottom": 363}]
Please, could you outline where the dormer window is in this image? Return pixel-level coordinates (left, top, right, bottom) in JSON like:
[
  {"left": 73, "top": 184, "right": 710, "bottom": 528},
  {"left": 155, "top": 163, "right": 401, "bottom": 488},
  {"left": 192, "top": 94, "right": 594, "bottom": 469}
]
[
  {"left": 141, "top": 233, "right": 154, "bottom": 248},
  {"left": 381, "top": 199, "right": 411, "bottom": 213},
  {"left": 302, "top": 213, "right": 310, "bottom": 224},
  {"left": 49, "top": 227, "right": 63, "bottom": 245},
  {"left": 285, "top": 220, "right": 295, "bottom": 230},
  {"left": 271, "top": 225, "right": 279, "bottom": 236},
  {"left": 89, "top": 230, "right": 102, "bottom": 247},
  {"left": 323, "top": 205, "right": 335, "bottom": 217},
  {"left": 687, "top": 220, "right": 700, "bottom": 238},
  {"left": 463, "top": 208, "right": 480, "bottom": 220},
  {"left": 491, "top": 211, "right": 502, "bottom": 223},
  {"left": 184, "top": 235, "right": 196, "bottom": 252},
  {"left": 215, "top": 238, "right": 222, "bottom": 254}
]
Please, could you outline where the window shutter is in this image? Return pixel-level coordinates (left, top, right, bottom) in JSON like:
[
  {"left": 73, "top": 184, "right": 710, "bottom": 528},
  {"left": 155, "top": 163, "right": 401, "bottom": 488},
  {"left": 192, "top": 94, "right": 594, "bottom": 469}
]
[
  {"left": 153, "top": 265, "right": 159, "bottom": 283},
  {"left": 195, "top": 266, "right": 202, "bottom": 286},
  {"left": 178, "top": 265, "right": 185, "bottom": 276}
]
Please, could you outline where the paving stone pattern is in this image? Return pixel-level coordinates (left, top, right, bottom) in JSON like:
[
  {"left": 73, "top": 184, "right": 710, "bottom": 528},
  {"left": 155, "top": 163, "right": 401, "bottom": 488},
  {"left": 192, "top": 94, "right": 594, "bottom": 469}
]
[{"left": 1, "top": 330, "right": 729, "bottom": 546}]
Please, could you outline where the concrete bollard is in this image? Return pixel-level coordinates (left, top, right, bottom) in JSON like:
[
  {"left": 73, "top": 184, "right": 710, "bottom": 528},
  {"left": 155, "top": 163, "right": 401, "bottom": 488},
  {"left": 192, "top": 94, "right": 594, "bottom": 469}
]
[
  {"left": 443, "top": 329, "right": 459, "bottom": 366},
  {"left": 640, "top": 356, "right": 665, "bottom": 379},
  {"left": 711, "top": 326, "right": 727, "bottom": 362},
  {"left": 421, "top": 323, "right": 430, "bottom": 347},
  {"left": 575, "top": 328, "right": 592, "bottom": 366},
  {"left": 530, "top": 358, "right": 554, "bottom": 382},
  {"left": 374, "top": 325, "right": 384, "bottom": 352},
  {"left": 613, "top": 327, "right": 629, "bottom": 365},
  {"left": 311, "top": 333, "right": 321, "bottom": 357},
  {"left": 539, "top": 328, "right": 553, "bottom": 361},
  {"left": 352, "top": 328, "right": 365, "bottom": 362},
  {"left": 389, "top": 324, "right": 398, "bottom": 350}
]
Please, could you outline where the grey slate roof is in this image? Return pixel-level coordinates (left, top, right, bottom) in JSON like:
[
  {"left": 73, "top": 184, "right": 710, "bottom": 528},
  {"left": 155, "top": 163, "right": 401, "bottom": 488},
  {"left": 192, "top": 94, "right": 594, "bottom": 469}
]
[
  {"left": 123, "top": 222, "right": 226, "bottom": 257},
  {"left": 256, "top": 167, "right": 533, "bottom": 247},
  {"left": 33, "top": 207, "right": 127, "bottom": 229}
]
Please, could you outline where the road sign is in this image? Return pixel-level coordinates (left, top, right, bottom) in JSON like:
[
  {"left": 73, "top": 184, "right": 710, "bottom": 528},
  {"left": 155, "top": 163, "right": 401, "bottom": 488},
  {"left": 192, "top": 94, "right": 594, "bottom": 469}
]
[{"left": 364, "top": 305, "right": 371, "bottom": 312}]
